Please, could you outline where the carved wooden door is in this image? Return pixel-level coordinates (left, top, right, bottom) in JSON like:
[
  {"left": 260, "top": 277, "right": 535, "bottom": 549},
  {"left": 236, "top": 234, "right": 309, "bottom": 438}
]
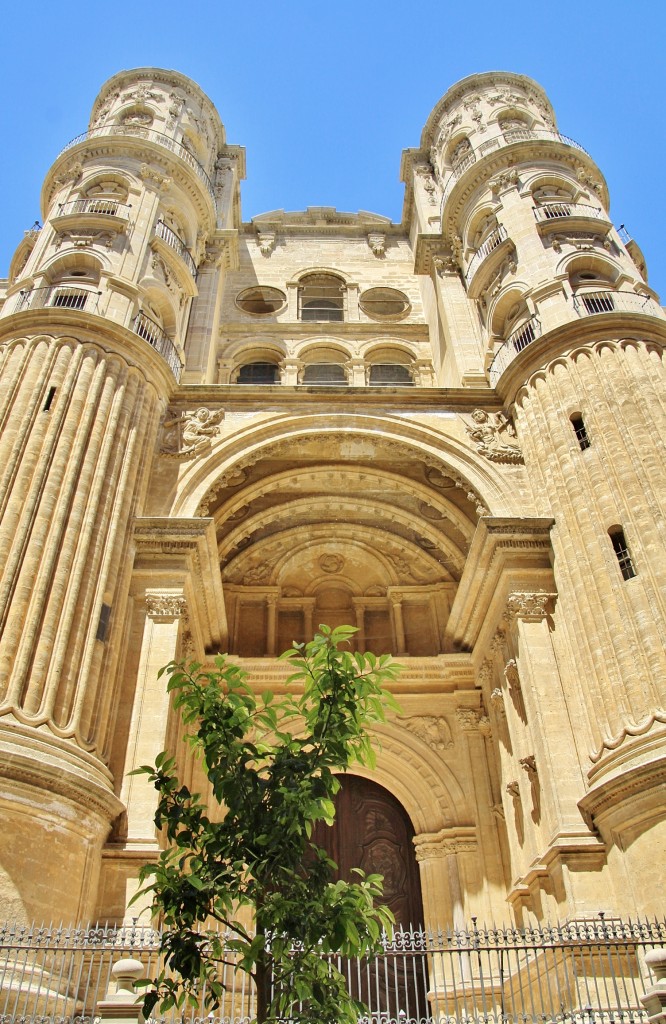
[{"left": 312, "top": 775, "right": 427, "bottom": 1021}]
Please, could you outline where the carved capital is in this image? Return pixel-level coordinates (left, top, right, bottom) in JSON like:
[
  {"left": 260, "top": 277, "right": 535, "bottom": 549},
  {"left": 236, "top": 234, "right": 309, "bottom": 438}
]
[
  {"left": 505, "top": 592, "right": 554, "bottom": 622},
  {"left": 489, "top": 168, "right": 519, "bottom": 195},
  {"left": 413, "top": 827, "right": 477, "bottom": 862},
  {"left": 145, "top": 592, "right": 187, "bottom": 620},
  {"left": 456, "top": 707, "right": 480, "bottom": 731},
  {"left": 139, "top": 164, "right": 172, "bottom": 191}
]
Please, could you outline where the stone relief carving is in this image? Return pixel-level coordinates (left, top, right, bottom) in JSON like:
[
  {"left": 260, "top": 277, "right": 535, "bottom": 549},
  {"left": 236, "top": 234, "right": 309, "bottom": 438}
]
[
  {"left": 319, "top": 554, "right": 345, "bottom": 574},
  {"left": 122, "top": 84, "right": 161, "bottom": 104},
  {"left": 242, "top": 563, "right": 272, "bottom": 585},
  {"left": 257, "top": 230, "right": 276, "bottom": 256},
  {"left": 54, "top": 161, "right": 84, "bottom": 188},
  {"left": 456, "top": 707, "right": 480, "bottom": 731},
  {"left": 401, "top": 715, "right": 454, "bottom": 753},
  {"left": 506, "top": 780, "right": 524, "bottom": 845},
  {"left": 465, "top": 409, "right": 523, "bottom": 463},
  {"left": 520, "top": 754, "right": 541, "bottom": 821},
  {"left": 550, "top": 232, "right": 612, "bottom": 254},
  {"left": 160, "top": 407, "right": 224, "bottom": 459},
  {"left": 489, "top": 168, "right": 520, "bottom": 194},
  {"left": 576, "top": 167, "right": 604, "bottom": 195},
  {"left": 415, "top": 165, "right": 438, "bottom": 205},
  {"left": 54, "top": 229, "right": 116, "bottom": 251},
  {"left": 140, "top": 164, "right": 172, "bottom": 191},
  {"left": 367, "top": 232, "right": 386, "bottom": 258},
  {"left": 432, "top": 255, "right": 460, "bottom": 276},
  {"left": 145, "top": 592, "right": 187, "bottom": 619},
  {"left": 505, "top": 592, "right": 553, "bottom": 622}
]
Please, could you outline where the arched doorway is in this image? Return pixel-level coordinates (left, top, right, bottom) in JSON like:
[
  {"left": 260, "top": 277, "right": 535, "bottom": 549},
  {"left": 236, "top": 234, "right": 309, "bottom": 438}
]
[{"left": 312, "top": 775, "right": 427, "bottom": 1021}]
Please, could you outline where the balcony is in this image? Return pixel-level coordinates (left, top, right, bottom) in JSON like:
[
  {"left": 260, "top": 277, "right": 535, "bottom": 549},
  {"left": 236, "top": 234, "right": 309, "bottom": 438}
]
[
  {"left": 572, "top": 289, "right": 664, "bottom": 318},
  {"left": 155, "top": 220, "right": 197, "bottom": 278},
  {"left": 15, "top": 284, "right": 101, "bottom": 314},
  {"left": 133, "top": 310, "right": 182, "bottom": 380},
  {"left": 488, "top": 315, "right": 541, "bottom": 387},
  {"left": 440, "top": 128, "right": 590, "bottom": 211},
  {"left": 58, "top": 125, "right": 215, "bottom": 203},
  {"left": 57, "top": 197, "right": 132, "bottom": 219},
  {"left": 11, "top": 287, "right": 182, "bottom": 381},
  {"left": 465, "top": 224, "right": 509, "bottom": 285}
]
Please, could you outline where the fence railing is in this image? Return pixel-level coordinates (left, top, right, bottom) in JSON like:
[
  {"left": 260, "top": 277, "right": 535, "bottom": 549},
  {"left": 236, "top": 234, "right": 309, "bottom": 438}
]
[
  {"left": 440, "top": 128, "right": 590, "bottom": 211},
  {"left": 58, "top": 126, "right": 215, "bottom": 203},
  {"left": 534, "top": 202, "right": 605, "bottom": 223},
  {"left": 133, "top": 311, "right": 182, "bottom": 381},
  {"left": 572, "top": 290, "right": 663, "bottom": 318},
  {"left": 15, "top": 285, "right": 102, "bottom": 314},
  {"left": 465, "top": 225, "right": 508, "bottom": 283},
  {"left": 0, "top": 917, "right": 664, "bottom": 1024},
  {"left": 155, "top": 220, "right": 197, "bottom": 278},
  {"left": 56, "top": 198, "right": 132, "bottom": 219},
  {"left": 488, "top": 314, "right": 542, "bottom": 386}
]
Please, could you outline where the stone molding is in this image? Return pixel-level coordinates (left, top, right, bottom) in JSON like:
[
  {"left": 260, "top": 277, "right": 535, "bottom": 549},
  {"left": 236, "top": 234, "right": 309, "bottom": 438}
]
[
  {"left": 505, "top": 591, "right": 555, "bottom": 622},
  {"left": 145, "top": 591, "right": 187, "bottom": 620},
  {"left": 413, "top": 826, "right": 478, "bottom": 861}
]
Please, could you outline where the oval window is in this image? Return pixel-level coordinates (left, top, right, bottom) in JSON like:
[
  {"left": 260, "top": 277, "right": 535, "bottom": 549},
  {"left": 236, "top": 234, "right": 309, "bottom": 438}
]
[
  {"left": 236, "top": 286, "right": 286, "bottom": 315},
  {"left": 359, "top": 287, "right": 410, "bottom": 320}
]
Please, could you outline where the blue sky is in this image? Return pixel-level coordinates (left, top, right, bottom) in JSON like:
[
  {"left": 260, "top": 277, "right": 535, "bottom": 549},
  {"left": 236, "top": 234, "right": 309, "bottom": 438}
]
[{"left": 1, "top": 0, "right": 664, "bottom": 295}]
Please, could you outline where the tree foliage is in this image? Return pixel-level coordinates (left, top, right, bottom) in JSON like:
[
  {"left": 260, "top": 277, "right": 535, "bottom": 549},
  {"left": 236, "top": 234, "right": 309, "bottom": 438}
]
[{"left": 133, "top": 625, "right": 401, "bottom": 1024}]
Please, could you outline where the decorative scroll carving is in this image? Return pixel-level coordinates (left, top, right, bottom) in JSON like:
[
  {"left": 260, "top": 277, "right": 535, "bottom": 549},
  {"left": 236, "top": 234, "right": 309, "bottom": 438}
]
[
  {"left": 504, "top": 658, "right": 527, "bottom": 724},
  {"left": 242, "top": 563, "right": 272, "bottom": 585},
  {"left": 415, "top": 165, "right": 438, "bottom": 205},
  {"left": 145, "top": 592, "right": 187, "bottom": 620},
  {"left": 465, "top": 409, "right": 523, "bottom": 463},
  {"left": 54, "top": 229, "right": 116, "bottom": 251},
  {"left": 490, "top": 627, "right": 506, "bottom": 653},
  {"left": 401, "top": 716, "right": 454, "bottom": 753},
  {"left": 54, "top": 161, "right": 84, "bottom": 188},
  {"left": 319, "top": 554, "right": 344, "bottom": 574},
  {"left": 551, "top": 232, "right": 612, "bottom": 254},
  {"left": 160, "top": 407, "right": 224, "bottom": 459},
  {"left": 505, "top": 592, "right": 554, "bottom": 622}
]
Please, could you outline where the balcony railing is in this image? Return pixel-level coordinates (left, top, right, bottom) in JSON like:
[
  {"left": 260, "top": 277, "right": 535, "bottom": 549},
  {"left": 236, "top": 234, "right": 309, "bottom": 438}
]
[
  {"left": 465, "top": 224, "right": 508, "bottom": 283},
  {"left": 58, "top": 125, "right": 215, "bottom": 203},
  {"left": 488, "top": 314, "right": 541, "bottom": 386},
  {"left": 133, "top": 310, "right": 182, "bottom": 380},
  {"left": 56, "top": 197, "right": 132, "bottom": 218},
  {"left": 155, "top": 220, "right": 197, "bottom": 277},
  {"left": 440, "top": 128, "right": 590, "bottom": 210},
  {"left": 572, "top": 289, "right": 663, "bottom": 317},
  {"left": 0, "top": 916, "right": 664, "bottom": 1024},
  {"left": 534, "top": 201, "right": 604, "bottom": 222},
  {"left": 15, "top": 284, "right": 101, "bottom": 314}
]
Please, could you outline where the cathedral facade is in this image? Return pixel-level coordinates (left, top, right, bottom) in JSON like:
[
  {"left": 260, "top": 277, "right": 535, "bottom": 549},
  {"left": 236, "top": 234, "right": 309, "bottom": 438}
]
[{"left": 0, "top": 68, "right": 664, "bottom": 929}]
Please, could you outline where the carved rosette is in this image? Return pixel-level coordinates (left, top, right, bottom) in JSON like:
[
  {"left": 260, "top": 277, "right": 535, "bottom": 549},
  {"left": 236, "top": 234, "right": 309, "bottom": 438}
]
[
  {"left": 455, "top": 707, "right": 481, "bottom": 731},
  {"left": 145, "top": 592, "right": 187, "bottom": 620}
]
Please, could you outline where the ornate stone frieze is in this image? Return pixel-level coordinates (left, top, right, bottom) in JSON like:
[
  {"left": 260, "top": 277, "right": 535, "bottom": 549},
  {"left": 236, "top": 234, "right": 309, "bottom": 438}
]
[
  {"left": 160, "top": 407, "right": 224, "bottom": 459},
  {"left": 465, "top": 409, "right": 523, "bottom": 463},
  {"left": 400, "top": 715, "right": 454, "bottom": 753},
  {"left": 145, "top": 592, "right": 187, "bottom": 620},
  {"left": 54, "top": 229, "right": 116, "bottom": 251},
  {"left": 413, "top": 827, "right": 477, "bottom": 861}
]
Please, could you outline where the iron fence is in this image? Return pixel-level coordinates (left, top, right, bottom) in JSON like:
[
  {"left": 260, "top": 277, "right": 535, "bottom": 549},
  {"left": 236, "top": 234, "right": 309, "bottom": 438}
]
[{"left": 1, "top": 917, "right": 664, "bottom": 1024}]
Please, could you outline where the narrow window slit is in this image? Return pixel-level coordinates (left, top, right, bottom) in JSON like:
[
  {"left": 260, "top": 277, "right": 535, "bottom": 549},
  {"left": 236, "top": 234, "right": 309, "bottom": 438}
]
[{"left": 43, "top": 387, "right": 57, "bottom": 412}]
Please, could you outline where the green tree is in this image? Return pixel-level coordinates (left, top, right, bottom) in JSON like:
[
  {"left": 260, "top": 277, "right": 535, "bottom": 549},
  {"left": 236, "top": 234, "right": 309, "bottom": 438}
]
[{"left": 133, "top": 625, "right": 401, "bottom": 1024}]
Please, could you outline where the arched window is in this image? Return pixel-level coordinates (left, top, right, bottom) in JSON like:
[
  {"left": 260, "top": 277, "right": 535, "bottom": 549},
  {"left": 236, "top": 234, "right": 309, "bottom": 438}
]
[
  {"left": 302, "top": 363, "right": 348, "bottom": 385},
  {"left": 299, "top": 274, "right": 345, "bottom": 322},
  {"left": 609, "top": 527, "right": 637, "bottom": 580},
  {"left": 368, "top": 364, "right": 414, "bottom": 386},
  {"left": 236, "top": 361, "right": 280, "bottom": 384}
]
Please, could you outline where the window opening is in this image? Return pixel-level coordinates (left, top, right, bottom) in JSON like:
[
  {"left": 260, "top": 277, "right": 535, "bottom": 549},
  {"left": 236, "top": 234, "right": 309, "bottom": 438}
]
[
  {"left": 570, "top": 414, "right": 590, "bottom": 450},
  {"left": 368, "top": 364, "right": 414, "bottom": 386},
  {"left": 43, "top": 387, "right": 57, "bottom": 412},
  {"left": 301, "top": 363, "right": 348, "bottom": 385},
  {"left": 299, "top": 275, "right": 344, "bottom": 322},
  {"left": 237, "top": 362, "right": 280, "bottom": 384},
  {"left": 609, "top": 528, "right": 637, "bottom": 580}
]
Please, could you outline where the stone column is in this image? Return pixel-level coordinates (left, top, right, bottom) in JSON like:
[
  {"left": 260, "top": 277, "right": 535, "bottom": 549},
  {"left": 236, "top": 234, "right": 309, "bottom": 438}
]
[{"left": 389, "top": 593, "right": 406, "bottom": 655}]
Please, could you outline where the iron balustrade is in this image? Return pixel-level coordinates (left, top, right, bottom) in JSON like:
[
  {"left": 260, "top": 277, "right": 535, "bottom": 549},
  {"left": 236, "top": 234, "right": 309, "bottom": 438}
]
[
  {"left": 534, "top": 202, "right": 604, "bottom": 222},
  {"left": 133, "top": 310, "right": 182, "bottom": 380},
  {"left": 488, "top": 314, "right": 541, "bottom": 387},
  {"left": 56, "top": 197, "right": 131, "bottom": 218},
  {"left": 15, "top": 284, "right": 101, "bottom": 314},
  {"left": 440, "top": 128, "right": 590, "bottom": 214},
  {"left": 155, "top": 220, "right": 197, "bottom": 277},
  {"left": 465, "top": 225, "right": 508, "bottom": 283},
  {"left": 0, "top": 916, "right": 664, "bottom": 1024},
  {"left": 572, "top": 290, "right": 662, "bottom": 317},
  {"left": 58, "top": 126, "right": 216, "bottom": 203}
]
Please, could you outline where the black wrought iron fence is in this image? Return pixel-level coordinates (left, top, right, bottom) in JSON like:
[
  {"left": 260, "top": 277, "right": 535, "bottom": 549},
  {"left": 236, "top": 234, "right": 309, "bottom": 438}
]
[{"left": 0, "top": 916, "right": 663, "bottom": 1024}]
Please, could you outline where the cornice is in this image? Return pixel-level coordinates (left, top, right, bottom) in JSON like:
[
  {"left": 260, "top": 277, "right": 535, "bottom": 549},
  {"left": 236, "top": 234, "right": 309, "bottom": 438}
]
[{"left": 167, "top": 383, "right": 499, "bottom": 412}]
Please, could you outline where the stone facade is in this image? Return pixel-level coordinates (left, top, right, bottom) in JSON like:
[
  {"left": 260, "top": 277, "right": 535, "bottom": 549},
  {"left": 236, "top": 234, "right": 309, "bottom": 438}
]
[{"left": 0, "top": 68, "right": 664, "bottom": 927}]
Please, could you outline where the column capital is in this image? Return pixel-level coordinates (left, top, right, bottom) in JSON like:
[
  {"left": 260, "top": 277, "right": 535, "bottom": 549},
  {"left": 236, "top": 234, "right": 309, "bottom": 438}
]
[
  {"left": 505, "top": 591, "right": 555, "bottom": 622},
  {"left": 413, "top": 826, "right": 477, "bottom": 862},
  {"left": 145, "top": 590, "right": 187, "bottom": 621}
]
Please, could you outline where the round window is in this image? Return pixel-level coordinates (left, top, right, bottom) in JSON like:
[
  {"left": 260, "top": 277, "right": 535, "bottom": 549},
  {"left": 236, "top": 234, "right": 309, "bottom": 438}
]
[
  {"left": 359, "top": 287, "right": 410, "bottom": 320},
  {"left": 236, "top": 286, "right": 286, "bottom": 315}
]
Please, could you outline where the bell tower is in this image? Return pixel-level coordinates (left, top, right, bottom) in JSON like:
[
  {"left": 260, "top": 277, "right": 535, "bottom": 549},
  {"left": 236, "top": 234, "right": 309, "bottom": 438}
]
[
  {"left": 0, "top": 69, "right": 240, "bottom": 921},
  {"left": 406, "top": 72, "right": 666, "bottom": 915}
]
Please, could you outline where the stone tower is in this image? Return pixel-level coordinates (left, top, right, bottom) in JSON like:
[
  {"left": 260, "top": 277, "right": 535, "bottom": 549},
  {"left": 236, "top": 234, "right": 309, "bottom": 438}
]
[{"left": 0, "top": 69, "right": 664, "bottom": 927}]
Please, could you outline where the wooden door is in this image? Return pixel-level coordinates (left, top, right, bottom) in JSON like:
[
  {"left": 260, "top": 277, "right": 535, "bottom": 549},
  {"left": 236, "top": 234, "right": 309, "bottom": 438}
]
[{"left": 312, "top": 775, "right": 427, "bottom": 1021}]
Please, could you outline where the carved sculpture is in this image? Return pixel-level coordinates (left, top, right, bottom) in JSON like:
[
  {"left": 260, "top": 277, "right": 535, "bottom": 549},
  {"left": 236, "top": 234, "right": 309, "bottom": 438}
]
[
  {"left": 160, "top": 407, "right": 224, "bottom": 459},
  {"left": 465, "top": 409, "right": 522, "bottom": 462}
]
